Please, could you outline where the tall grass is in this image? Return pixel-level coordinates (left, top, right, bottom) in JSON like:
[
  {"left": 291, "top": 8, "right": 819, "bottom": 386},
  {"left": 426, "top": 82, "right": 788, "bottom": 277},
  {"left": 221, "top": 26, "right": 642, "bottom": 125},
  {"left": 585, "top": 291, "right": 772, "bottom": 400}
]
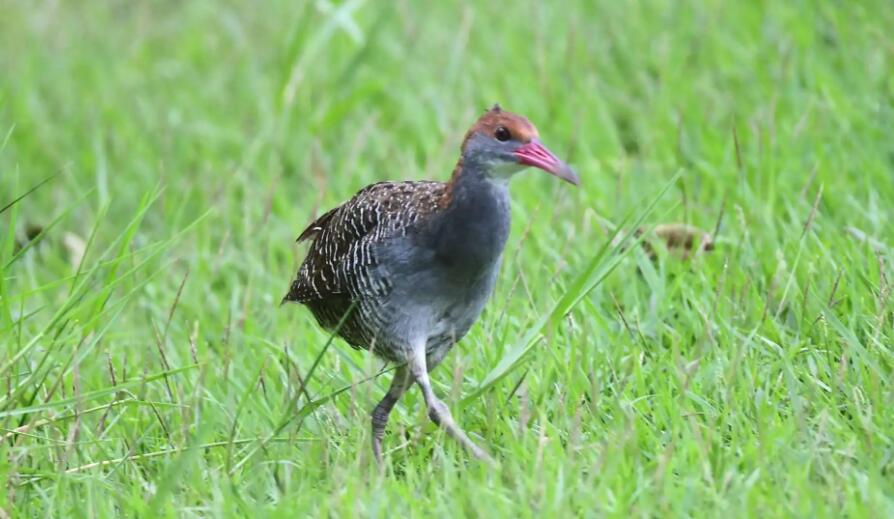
[{"left": 1, "top": 0, "right": 892, "bottom": 516}]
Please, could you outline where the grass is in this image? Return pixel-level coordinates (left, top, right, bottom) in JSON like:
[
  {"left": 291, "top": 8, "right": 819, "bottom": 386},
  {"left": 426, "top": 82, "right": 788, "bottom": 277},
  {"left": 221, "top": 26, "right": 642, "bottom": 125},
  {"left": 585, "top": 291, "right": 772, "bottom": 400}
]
[{"left": 1, "top": 0, "right": 893, "bottom": 516}]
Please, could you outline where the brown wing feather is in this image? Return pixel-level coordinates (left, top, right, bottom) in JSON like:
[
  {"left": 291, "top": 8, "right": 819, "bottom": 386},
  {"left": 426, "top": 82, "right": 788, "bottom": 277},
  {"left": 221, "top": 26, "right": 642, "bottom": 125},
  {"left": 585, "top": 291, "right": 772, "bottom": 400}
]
[
  {"left": 283, "top": 180, "right": 446, "bottom": 304},
  {"left": 296, "top": 206, "right": 339, "bottom": 243}
]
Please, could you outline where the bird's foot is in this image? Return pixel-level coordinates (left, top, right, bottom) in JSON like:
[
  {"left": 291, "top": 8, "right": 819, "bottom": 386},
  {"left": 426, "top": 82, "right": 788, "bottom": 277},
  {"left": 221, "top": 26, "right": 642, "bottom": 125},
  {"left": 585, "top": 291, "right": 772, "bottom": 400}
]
[
  {"left": 468, "top": 442, "right": 495, "bottom": 465},
  {"left": 372, "top": 435, "right": 384, "bottom": 466},
  {"left": 426, "top": 398, "right": 496, "bottom": 467}
]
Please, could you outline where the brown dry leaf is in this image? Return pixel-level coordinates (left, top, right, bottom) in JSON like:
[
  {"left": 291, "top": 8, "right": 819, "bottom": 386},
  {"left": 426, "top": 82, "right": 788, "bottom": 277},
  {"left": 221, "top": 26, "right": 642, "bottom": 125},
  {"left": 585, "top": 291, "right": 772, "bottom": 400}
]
[
  {"left": 613, "top": 223, "right": 715, "bottom": 261},
  {"left": 648, "top": 223, "right": 715, "bottom": 259}
]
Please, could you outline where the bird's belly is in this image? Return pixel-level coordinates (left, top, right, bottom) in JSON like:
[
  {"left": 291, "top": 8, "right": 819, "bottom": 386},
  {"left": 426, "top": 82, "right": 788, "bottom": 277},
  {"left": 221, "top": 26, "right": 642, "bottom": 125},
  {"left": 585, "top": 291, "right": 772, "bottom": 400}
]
[
  {"left": 426, "top": 302, "right": 479, "bottom": 343},
  {"left": 420, "top": 266, "right": 498, "bottom": 354},
  {"left": 420, "top": 308, "right": 478, "bottom": 363},
  {"left": 373, "top": 237, "right": 502, "bottom": 359}
]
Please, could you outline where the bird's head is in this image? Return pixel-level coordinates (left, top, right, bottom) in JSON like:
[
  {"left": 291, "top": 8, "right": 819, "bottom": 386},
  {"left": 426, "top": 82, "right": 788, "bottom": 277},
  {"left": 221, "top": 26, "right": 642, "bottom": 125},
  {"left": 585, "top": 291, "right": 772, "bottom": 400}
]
[{"left": 459, "top": 104, "right": 579, "bottom": 185}]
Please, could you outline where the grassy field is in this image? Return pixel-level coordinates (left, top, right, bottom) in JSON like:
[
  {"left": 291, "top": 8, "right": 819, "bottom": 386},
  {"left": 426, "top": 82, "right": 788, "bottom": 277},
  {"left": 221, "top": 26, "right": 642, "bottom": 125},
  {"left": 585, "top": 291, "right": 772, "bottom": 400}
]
[{"left": 2, "top": 0, "right": 893, "bottom": 516}]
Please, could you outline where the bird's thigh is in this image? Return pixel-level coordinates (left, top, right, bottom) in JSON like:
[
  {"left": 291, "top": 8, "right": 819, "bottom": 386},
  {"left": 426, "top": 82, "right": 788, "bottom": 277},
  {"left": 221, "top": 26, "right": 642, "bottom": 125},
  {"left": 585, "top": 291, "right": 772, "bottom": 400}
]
[{"left": 425, "top": 342, "right": 455, "bottom": 373}]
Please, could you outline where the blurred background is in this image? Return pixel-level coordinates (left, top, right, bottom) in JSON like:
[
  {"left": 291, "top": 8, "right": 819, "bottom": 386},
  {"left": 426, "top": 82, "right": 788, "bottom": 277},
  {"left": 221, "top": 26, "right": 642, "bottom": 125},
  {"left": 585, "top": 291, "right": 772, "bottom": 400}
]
[{"left": 2, "top": 0, "right": 892, "bottom": 516}]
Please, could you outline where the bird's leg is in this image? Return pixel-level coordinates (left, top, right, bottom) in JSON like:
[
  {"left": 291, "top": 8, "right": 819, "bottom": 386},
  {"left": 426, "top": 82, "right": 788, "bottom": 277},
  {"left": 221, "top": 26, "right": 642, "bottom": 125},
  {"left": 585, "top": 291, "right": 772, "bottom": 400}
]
[
  {"left": 407, "top": 345, "right": 493, "bottom": 463},
  {"left": 371, "top": 364, "right": 411, "bottom": 465}
]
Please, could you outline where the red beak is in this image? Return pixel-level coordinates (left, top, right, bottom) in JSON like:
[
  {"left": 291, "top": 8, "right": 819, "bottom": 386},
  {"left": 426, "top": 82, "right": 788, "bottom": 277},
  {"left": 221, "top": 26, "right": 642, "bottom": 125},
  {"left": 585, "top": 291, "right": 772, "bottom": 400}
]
[{"left": 514, "top": 139, "right": 579, "bottom": 185}]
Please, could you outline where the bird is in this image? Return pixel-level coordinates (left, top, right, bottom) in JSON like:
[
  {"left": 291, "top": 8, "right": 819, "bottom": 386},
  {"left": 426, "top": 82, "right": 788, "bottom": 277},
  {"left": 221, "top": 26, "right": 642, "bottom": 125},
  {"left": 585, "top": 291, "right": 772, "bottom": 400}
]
[{"left": 283, "top": 105, "right": 578, "bottom": 464}]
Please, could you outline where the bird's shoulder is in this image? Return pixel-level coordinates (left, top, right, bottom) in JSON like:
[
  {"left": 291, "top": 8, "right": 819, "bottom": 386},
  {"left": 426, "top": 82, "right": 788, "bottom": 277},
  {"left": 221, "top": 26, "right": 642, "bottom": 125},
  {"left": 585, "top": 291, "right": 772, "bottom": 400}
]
[{"left": 296, "top": 180, "right": 447, "bottom": 244}]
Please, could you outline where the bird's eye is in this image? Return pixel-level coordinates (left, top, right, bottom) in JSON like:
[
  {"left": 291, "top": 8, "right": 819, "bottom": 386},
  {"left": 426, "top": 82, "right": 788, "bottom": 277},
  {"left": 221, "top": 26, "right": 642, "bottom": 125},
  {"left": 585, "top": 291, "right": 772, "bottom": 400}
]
[{"left": 494, "top": 126, "right": 511, "bottom": 142}]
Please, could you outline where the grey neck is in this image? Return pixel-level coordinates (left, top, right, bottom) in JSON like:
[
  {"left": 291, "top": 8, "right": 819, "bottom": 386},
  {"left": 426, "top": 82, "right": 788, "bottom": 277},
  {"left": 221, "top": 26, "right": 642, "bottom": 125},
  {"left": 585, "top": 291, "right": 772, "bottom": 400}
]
[{"left": 428, "top": 164, "right": 511, "bottom": 272}]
